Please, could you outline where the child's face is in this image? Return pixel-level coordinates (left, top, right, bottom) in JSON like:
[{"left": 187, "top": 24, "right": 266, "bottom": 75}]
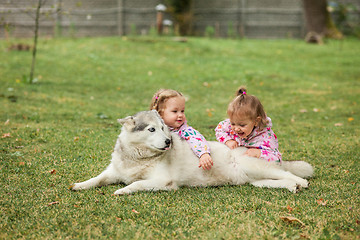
[
  {"left": 161, "top": 96, "right": 186, "bottom": 129},
  {"left": 229, "top": 116, "right": 259, "bottom": 139}
]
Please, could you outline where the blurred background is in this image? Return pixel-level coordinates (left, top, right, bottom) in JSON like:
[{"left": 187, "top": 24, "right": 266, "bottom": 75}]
[{"left": 1, "top": 0, "right": 359, "bottom": 39}]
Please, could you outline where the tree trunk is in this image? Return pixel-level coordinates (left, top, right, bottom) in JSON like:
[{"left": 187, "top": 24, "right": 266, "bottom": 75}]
[
  {"left": 303, "top": 0, "right": 327, "bottom": 34},
  {"left": 303, "top": 0, "right": 343, "bottom": 42},
  {"left": 29, "top": 0, "right": 44, "bottom": 83}
]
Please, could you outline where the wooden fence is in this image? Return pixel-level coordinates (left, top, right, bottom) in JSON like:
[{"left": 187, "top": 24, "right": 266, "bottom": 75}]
[{"left": 0, "top": 0, "right": 358, "bottom": 39}]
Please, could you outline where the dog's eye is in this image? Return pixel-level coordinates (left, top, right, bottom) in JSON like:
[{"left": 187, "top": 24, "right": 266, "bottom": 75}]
[{"left": 148, "top": 127, "right": 155, "bottom": 132}]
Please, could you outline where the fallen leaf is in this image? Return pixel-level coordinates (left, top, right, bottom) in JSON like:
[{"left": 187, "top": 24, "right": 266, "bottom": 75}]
[
  {"left": 300, "top": 234, "right": 309, "bottom": 239},
  {"left": 203, "top": 82, "right": 210, "bottom": 87},
  {"left": 313, "top": 108, "right": 320, "bottom": 112},
  {"left": 316, "top": 198, "right": 328, "bottom": 206},
  {"left": 4, "top": 119, "right": 10, "bottom": 125},
  {"left": 74, "top": 136, "right": 79, "bottom": 142},
  {"left": 299, "top": 109, "right": 307, "bottom": 113},
  {"left": 132, "top": 209, "right": 140, "bottom": 214},
  {"left": 48, "top": 201, "right": 59, "bottom": 206},
  {"left": 50, "top": 169, "right": 56, "bottom": 174},
  {"left": 116, "top": 217, "right": 122, "bottom": 222},
  {"left": 348, "top": 117, "right": 354, "bottom": 122},
  {"left": 286, "top": 205, "right": 294, "bottom": 213},
  {"left": 334, "top": 123, "right": 343, "bottom": 127},
  {"left": 280, "top": 216, "right": 305, "bottom": 226},
  {"left": 2, "top": 133, "right": 11, "bottom": 138},
  {"left": 19, "top": 162, "right": 25, "bottom": 166},
  {"left": 206, "top": 108, "right": 215, "bottom": 117}
]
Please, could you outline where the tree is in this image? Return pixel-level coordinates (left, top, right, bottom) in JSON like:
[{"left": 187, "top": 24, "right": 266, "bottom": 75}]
[
  {"left": 165, "top": 0, "right": 193, "bottom": 36},
  {"left": 303, "top": 0, "right": 343, "bottom": 43},
  {"left": 29, "top": 0, "right": 46, "bottom": 84}
]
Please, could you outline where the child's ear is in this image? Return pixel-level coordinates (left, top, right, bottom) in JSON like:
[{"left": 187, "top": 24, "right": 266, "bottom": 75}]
[{"left": 255, "top": 117, "right": 261, "bottom": 127}]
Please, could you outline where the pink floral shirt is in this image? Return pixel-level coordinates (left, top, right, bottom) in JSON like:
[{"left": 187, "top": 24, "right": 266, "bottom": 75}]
[
  {"left": 215, "top": 117, "right": 282, "bottom": 163},
  {"left": 170, "top": 121, "right": 211, "bottom": 158}
]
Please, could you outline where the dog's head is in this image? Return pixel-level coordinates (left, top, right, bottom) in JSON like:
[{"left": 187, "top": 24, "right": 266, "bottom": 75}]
[{"left": 117, "top": 110, "right": 172, "bottom": 152}]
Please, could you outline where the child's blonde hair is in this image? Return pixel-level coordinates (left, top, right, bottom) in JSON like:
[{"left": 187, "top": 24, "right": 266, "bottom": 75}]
[
  {"left": 150, "top": 89, "right": 184, "bottom": 116},
  {"left": 227, "top": 86, "right": 268, "bottom": 130}
]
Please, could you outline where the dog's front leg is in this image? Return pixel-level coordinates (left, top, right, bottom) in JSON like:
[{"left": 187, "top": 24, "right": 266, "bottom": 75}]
[
  {"left": 71, "top": 165, "right": 119, "bottom": 191},
  {"left": 113, "top": 179, "right": 177, "bottom": 195}
]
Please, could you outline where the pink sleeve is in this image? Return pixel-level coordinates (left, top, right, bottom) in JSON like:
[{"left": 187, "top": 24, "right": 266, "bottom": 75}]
[
  {"left": 215, "top": 120, "right": 234, "bottom": 144},
  {"left": 178, "top": 126, "right": 210, "bottom": 158},
  {"left": 258, "top": 129, "right": 282, "bottom": 163},
  {"left": 260, "top": 148, "right": 282, "bottom": 162}
]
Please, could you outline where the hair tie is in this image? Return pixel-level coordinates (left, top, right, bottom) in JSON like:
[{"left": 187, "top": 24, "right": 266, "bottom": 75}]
[
  {"left": 155, "top": 96, "right": 159, "bottom": 100},
  {"left": 242, "top": 91, "right": 246, "bottom": 95}
]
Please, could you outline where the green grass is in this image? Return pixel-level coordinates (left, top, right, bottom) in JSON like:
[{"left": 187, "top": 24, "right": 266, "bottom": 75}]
[{"left": 1, "top": 36, "right": 359, "bottom": 239}]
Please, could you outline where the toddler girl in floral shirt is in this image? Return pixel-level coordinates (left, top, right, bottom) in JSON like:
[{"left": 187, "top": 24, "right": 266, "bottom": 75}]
[
  {"left": 150, "top": 89, "right": 213, "bottom": 170},
  {"left": 215, "top": 87, "right": 282, "bottom": 163}
]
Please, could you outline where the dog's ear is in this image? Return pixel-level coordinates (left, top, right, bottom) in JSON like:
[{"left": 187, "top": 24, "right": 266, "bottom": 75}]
[
  {"left": 117, "top": 116, "right": 136, "bottom": 130},
  {"left": 151, "top": 110, "right": 165, "bottom": 124}
]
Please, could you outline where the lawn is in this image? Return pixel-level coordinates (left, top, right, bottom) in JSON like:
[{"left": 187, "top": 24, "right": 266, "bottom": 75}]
[{"left": 0, "top": 36, "right": 359, "bottom": 239}]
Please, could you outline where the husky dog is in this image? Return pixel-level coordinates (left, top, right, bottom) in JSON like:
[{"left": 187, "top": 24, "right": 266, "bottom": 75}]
[{"left": 71, "top": 110, "right": 313, "bottom": 194}]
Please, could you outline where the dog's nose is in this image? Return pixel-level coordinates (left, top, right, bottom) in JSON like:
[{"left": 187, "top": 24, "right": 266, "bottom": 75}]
[{"left": 165, "top": 139, "right": 171, "bottom": 146}]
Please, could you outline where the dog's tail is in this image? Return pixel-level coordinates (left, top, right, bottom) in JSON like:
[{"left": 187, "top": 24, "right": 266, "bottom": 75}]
[{"left": 282, "top": 161, "right": 314, "bottom": 178}]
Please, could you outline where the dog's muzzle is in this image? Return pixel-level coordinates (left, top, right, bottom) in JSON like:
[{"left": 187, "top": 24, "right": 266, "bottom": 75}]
[
  {"left": 164, "top": 138, "right": 171, "bottom": 150},
  {"left": 158, "top": 138, "right": 171, "bottom": 151}
]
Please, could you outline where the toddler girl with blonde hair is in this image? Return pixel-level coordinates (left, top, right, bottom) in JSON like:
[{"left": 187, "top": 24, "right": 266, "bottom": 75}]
[{"left": 150, "top": 89, "right": 213, "bottom": 170}]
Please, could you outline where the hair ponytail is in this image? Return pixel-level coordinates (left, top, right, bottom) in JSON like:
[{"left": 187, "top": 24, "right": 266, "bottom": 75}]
[{"left": 236, "top": 86, "right": 247, "bottom": 97}]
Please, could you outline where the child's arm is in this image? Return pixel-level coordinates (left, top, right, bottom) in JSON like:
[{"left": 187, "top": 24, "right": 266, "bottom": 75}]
[
  {"left": 259, "top": 147, "right": 282, "bottom": 162},
  {"left": 245, "top": 148, "right": 261, "bottom": 158},
  {"left": 199, "top": 153, "right": 213, "bottom": 170},
  {"left": 245, "top": 128, "right": 282, "bottom": 162},
  {"left": 225, "top": 140, "right": 238, "bottom": 149},
  {"left": 215, "top": 120, "right": 236, "bottom": 145},
  {"left": 178, "top": 125, "right": 213, "bottom": 169},
  {"left": 245, "top": 147, "right": 280, "bottom": 161}
]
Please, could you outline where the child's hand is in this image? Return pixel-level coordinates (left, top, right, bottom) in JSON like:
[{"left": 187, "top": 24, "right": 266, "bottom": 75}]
[
  {"left": 199, "top": 153, "right": 213, "bottom": 170},
  {"left": 245, "top": 148, "right": 261, "bottom": 158},
  {"left": 225, "top": 140, "right": 238, "bottom": 149}
]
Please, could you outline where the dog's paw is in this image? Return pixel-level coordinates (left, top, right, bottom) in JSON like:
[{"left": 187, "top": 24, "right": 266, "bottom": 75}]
[
  {"left": 70, "top": 183, "right": 80, "bottom": 191},
  {"left": 298, "top": 179, "right": 309, "bottom": 188},
  {"left": 113, "top": 188, "right": 132, "bottom": 195},
  {"left": 70, "top": 183, "right": 86, "bottom": 191},
  {"left": 288, "top": 184, "right": 299, "bottom": 193}
]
